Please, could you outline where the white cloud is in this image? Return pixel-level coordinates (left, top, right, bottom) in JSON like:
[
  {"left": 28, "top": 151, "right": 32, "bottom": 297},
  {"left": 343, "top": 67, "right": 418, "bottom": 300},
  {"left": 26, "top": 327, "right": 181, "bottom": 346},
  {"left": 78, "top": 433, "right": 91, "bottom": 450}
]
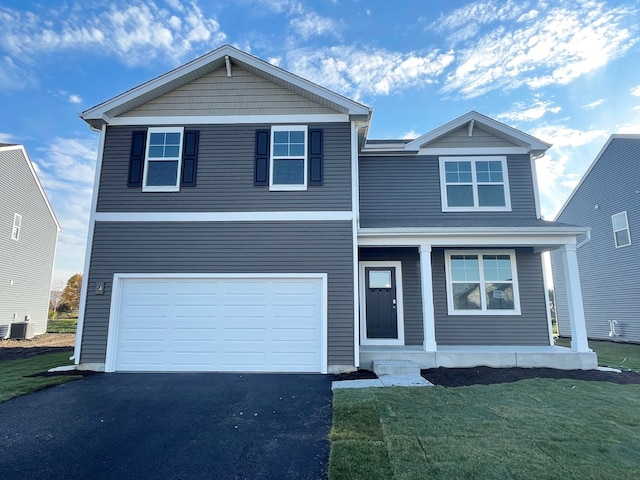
[
  {"left": 285, "top": 46, "right": 454, "bottom": 99},
  {"left": 497, "top": 98, "right": 561, "bottom": 122},
  {"left": 441, "top": 0, "right": 636, "bottom": 98},
  {"left": 289, "top": 12, "right": 343, "bottom": 40},
  {"left": 531, "top": 125, "right": 608, "bottom": 148},
  {"left": 631, "top": 85, "right": 640, "bottom": 96},
  {"left": 0, "top": 132, "right": 17, "bottom": 143},
  {"left": 33, "top": 136, "right": 98, "bottom": 281},
  {"left": 0, "top": 1, "right": 226, "bottom": 67},
  {"left": 68, "top": 94, "right": 82, "bottom": 104},
  {"left": 0, "top": 55, "right": 37, "bottom": 90},
  {"left": 582, "top": 99, "right": 604, "bottom": 109},
  {"left": 402, "top": 130, "right": 420, "bottom": 139}
]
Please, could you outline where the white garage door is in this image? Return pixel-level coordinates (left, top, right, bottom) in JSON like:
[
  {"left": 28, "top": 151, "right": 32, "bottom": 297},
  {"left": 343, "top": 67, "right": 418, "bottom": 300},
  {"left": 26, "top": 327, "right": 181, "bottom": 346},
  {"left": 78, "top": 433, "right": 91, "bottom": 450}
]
[{"left": 107, "top": 275, "right": 326, "bottom": 373}]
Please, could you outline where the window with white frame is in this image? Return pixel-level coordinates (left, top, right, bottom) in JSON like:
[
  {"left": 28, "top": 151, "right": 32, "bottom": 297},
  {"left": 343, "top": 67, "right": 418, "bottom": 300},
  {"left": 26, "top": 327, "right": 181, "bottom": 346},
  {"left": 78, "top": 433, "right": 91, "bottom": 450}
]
[
  {"left": 612, "top": 211, "right": 631, "bottom": 248},
  {"left": 143, "top": 127, "right": 184, "bottom": 192},
  {"left": 11, "top": 213, "right": 21, "bottom": 241},
  {"left": 270, "top": 125, "right": 307, "bottom": 190},
  {"left": 444, "top": 250, "right": 520, "bottom": 315},
  {"left": 440, "top": 156, "right": 511, "bottom": 211}
]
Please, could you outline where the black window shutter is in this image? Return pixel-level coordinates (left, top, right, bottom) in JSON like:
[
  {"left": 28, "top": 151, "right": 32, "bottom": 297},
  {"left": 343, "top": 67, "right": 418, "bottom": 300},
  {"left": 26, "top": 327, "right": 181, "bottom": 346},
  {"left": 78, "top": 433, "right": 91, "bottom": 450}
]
[
  {"left": 308, "top": 129, "right": 323, "bottom": 186},
  {"left": 181, "top": 130, "right": 199, "bottom": 187},
  {"left": 128, "top": 131, "right": 147, "bottom": 187},
  {"left": 254, "top": 129, "right": 270, "bottom": 186}
]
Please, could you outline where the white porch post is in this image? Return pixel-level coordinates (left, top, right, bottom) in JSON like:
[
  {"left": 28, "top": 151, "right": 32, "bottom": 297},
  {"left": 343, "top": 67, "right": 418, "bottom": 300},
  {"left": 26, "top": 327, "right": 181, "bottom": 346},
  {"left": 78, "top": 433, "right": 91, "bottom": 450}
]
[
  {"left": 560, "top": 244, "right": 591, "bottom": 352},
  {"left": 419, "top": 244, "right": 437, "bottom": 351}
]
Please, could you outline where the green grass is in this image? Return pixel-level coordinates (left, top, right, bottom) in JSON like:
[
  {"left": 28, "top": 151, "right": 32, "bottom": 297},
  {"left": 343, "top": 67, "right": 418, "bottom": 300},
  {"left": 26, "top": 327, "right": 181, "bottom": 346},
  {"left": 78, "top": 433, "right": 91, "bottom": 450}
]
[
  {"left": 0, "top": 351, "right": 79, "bottom": 403},
  {"left": 330, "top": 380, "right": 640, "bottom": 479},
  {"left": 555, "top": 337, "right": 640, "bottom": 371},
  {"left": 46, "top": 317, "right": 77, "bottom": 333}
]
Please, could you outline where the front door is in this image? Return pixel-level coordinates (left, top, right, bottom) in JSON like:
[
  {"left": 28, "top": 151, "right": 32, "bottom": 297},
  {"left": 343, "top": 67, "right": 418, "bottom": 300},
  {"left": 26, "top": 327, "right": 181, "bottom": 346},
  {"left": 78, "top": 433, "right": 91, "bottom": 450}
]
[{"left": 360, "top": 262, "right": 404, "bottom": 345}]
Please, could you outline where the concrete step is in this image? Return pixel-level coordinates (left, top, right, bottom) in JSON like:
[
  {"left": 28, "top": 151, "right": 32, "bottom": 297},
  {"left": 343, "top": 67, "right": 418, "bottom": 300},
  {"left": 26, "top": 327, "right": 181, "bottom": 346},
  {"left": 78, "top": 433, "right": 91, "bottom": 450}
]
[{"left": 372, "top": 360, "right": 421, "bottom": 376}]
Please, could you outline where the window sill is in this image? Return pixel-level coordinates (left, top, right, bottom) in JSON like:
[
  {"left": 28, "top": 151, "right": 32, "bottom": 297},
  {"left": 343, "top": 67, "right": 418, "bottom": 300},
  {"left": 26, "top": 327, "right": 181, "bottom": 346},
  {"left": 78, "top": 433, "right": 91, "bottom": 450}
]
[
  {"left": 269, "top": 185, "right": 308, "bottom": 191},
  {"left": 447, "top": 309, "right": 521, "bottom": 316},
  {"left": 442, "top": 206, "right": 512, "bottom": 213},
  {"left": 142, "top": 186, "right": 181, "bottom": 193}
]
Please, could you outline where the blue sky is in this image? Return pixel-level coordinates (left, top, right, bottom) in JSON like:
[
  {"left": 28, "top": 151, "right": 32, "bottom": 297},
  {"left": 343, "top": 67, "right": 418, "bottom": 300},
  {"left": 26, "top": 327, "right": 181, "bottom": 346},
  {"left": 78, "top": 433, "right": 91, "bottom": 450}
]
[{"left": 1, "top": 0, "right": 639, "bottom": 282}]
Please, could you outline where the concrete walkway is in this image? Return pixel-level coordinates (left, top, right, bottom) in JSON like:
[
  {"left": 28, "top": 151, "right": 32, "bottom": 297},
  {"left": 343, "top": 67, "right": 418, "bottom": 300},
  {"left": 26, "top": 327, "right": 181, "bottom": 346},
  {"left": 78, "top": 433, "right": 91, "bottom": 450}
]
[{"left": 332, "top": 374, "right": 433, "bottom": 389}]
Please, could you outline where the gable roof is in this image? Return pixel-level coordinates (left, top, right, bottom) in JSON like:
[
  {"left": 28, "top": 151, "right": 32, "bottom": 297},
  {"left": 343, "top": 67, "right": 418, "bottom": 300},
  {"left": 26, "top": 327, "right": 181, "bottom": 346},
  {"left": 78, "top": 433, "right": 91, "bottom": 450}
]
[
  {"left": 0, "top": 144, "right": 62, "bottom": 232},
  {"left": 80, "top": 44, "right": 372, "bottom": 130},
  {"left": 403, "top": 111, "right": 551, "bottom": 155},
  {"left": 554, "top": 134, "right": 640, "bottom": 220}
]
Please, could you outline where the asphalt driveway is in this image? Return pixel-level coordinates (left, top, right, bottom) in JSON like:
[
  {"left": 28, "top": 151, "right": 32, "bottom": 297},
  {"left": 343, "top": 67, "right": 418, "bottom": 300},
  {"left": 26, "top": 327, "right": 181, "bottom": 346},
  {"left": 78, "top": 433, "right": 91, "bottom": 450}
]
[{"left": 0, "top": 373, "right": 333, "bottom": 479}]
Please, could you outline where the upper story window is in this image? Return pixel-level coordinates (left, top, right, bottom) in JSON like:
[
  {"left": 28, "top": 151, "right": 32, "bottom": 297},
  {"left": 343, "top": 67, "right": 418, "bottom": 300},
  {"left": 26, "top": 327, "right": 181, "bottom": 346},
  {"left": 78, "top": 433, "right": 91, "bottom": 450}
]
[
  {"left": 270, "top": 126, "right": 307, "bottom": 191},
  {"left": 11, "top": 213, "right": 21, "bottom": 241},
  {"left": 612, "top": 211, "right": 631, "bottom": 248},
  {"left": 444, "top": 250, "right": 521, "bottom": 315},
  {"left": 143, "top": 127, "right": 184, "bottom": 192},
  {"left": 440, "top": 156, "right": 511, "bottom": 212}
]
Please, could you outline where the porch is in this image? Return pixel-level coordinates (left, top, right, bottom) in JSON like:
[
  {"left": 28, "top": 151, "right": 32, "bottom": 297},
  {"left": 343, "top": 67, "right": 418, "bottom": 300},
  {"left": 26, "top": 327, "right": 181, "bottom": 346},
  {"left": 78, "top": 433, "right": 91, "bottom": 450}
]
[{"left": 360, "top": 345, "right": 598, "bottom": 370}]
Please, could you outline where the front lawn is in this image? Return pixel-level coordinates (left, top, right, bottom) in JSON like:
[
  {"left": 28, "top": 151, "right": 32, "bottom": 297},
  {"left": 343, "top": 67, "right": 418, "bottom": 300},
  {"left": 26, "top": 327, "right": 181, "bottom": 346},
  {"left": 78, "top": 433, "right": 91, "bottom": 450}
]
[
  {"left": 555, "top": 337, "right": 640, "bottom": 371},
  {"left": 0, "top": 351, "right": 79, "bottom": 403},
  {"left": 330, "top": 380, "right": 640, "bottom": 479},
  {"left": 47, "top": 317, "right": 78, "bottom": 333}
]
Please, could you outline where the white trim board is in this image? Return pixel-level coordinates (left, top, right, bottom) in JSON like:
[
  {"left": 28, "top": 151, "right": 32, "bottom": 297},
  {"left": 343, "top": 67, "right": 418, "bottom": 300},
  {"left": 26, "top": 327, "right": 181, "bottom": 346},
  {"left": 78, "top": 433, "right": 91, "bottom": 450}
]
[
  {"left": 359, "top": 261, "right": 405, "bottom": 346},
  {"left": 107, "top": 114, "right": 350, "bottom": 126},
  {"left": 94, "top": 211, "right": 354, "bottom": 222},
  {"left": 104, "top": 272, "right": 328, "bottom": 374}
]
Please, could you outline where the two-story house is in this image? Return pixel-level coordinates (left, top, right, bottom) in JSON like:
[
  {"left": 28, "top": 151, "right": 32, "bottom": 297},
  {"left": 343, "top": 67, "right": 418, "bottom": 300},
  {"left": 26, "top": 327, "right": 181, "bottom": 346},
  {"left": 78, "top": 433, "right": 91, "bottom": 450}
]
[
  {"left": 1, "top": 144, "right": 61, "bottom": 339},
  {"left": 75, "top": 45, "right": 596, "bottom": 373},
  {"left": 552, "top": 135, "right": 640, "bottom": 342}
]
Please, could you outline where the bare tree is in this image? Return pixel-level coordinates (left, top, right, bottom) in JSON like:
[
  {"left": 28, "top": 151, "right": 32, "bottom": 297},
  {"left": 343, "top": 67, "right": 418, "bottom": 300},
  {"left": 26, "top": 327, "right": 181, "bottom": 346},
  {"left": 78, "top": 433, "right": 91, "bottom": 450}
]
[{"left": 49, "top": 278, "right": 66, "bottom": 318}]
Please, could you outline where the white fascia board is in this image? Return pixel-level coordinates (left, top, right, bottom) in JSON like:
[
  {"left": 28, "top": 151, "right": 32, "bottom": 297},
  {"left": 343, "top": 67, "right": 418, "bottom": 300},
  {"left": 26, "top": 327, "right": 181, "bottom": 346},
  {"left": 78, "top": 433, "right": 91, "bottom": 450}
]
[
  {"left": 1, "top": 145, "right": 62, "bottom": 232},
  {"left": 357, "top": 227, "right": 589, "bottom": 248},
  {"left": 108, "top": 114, "right": 349, "bottom": 126},
  {"left": 404, "top": 111, "right": 551, "bottom": 152},
  {"left": 81, "top": 44, "right": 371, "bottom": 124},
  {"left": 94, "top": 211, "right": 354, "bottom": 222}
]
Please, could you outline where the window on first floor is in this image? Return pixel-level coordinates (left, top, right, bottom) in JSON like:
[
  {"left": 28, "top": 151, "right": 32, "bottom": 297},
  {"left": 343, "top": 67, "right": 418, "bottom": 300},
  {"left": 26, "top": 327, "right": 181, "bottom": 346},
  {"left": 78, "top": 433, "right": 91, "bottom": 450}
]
[
  {"left": 440, "top": 156, "right": 511, "bottom": 211},
  {"left": 11, "top": 213, "right": 21, "bottom": 241},
  {"left": 444, "top": 250, "right": 521, "bottom": 315},
  {"left": 612, "top": 211, "right": 631, "bottom": 248},
  {"left": 143, "top": 127, "right": 184, "bottom": 192}
]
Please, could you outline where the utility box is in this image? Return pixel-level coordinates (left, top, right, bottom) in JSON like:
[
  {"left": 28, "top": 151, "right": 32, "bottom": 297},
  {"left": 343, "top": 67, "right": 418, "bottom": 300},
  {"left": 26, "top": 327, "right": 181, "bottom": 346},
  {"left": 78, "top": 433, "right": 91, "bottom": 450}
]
[{"left": 10, "top": 322, "right": 35, "bottom": 340}]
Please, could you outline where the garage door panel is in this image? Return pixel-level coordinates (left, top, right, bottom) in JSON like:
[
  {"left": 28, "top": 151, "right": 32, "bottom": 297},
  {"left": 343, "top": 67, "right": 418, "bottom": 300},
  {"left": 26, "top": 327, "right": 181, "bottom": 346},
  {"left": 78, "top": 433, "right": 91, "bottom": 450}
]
[{"left": 112, "top": 277, "right": 324, "bottom": 372}]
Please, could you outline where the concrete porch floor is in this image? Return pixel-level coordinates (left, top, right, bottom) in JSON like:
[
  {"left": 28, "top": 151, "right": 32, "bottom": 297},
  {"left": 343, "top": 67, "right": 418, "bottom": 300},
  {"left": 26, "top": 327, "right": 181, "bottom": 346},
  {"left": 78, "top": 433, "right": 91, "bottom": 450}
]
[{"left": 359, "top": 344, "right": 598, "bottom": 370}]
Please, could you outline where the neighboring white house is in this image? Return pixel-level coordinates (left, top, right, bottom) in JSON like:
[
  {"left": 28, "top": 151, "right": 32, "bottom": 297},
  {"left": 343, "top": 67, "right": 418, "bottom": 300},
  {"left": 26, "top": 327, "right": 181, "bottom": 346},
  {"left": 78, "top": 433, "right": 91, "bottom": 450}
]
[
  {"left": 0, "top": 143, "right": 61, "bottom": 339},
  {"left": 552, "top": 134, "right": 640, "bottom": 342}
]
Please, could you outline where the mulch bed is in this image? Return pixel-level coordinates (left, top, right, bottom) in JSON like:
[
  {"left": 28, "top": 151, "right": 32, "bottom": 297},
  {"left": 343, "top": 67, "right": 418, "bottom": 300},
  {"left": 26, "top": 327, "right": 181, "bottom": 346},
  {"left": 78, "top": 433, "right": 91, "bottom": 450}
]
[{"left": 421, "top": 367, "right": 640, "bottom": 386}]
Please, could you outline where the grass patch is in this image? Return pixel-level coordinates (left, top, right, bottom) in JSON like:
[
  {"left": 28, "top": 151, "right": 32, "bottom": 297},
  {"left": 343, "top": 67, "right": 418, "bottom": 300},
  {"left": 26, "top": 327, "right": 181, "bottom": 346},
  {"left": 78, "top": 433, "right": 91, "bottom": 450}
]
[
  {"left": 556, "top": 337, "right": 640, "bottom": 371},
  {"left": 330, "top": 380, "right": 640, "bottom": 479},
  {"left": 47, "top": 318, "right": 77, "bottom": 333},
  {"left": 0, "top": 351, "right": 79, "bottom": 403}
]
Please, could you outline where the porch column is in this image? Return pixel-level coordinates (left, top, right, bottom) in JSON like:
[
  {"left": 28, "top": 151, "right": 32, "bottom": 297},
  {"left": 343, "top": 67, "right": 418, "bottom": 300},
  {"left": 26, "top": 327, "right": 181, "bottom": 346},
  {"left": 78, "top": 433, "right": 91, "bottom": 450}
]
[
  {"left": 560, "top": 244, "right": 590, "bottom": 352},
  {"left": 419, "top": 244, "right": 437, "bottom": 351}
]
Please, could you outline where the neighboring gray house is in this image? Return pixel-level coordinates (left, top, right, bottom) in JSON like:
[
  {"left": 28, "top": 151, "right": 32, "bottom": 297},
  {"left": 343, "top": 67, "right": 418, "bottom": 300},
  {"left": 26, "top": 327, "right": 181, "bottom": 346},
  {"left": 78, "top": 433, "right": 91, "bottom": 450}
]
[
  {"left": 552, "top": 135, "right": 640, "bottom": 342},
  {"left": 0, "top": 144, "right": 61, "bottom": 339},
  {"left": 75, "top": 45, "right": 596, "bottom": 373}
]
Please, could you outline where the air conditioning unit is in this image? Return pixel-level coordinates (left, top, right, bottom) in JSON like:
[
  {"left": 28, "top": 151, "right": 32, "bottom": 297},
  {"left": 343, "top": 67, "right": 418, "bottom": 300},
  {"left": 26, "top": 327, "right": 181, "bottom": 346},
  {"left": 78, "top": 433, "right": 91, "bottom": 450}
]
[
  {"left": 10, "top": 322, "right": 35, "bottom": 340},
  {"left": 0, "top": 324, "right": 9, "bottom": 340}
]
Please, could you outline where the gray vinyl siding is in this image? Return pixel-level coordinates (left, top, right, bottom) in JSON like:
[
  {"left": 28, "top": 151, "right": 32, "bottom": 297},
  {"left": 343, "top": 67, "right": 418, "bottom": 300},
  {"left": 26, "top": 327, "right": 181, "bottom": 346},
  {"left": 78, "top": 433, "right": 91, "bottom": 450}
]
[
  {"left": 553, "top": 137, "right": 640, "bottom": 341},
  {"left": 0, "top": 148, "right": 58, "bottom": 335},
  {"left": 81, "top": 221, "right": 354, "bottom": 366},
  {"left": 433, "top": 248, "right": 551, "bottom": 345},
  {"left": 425, "top": 125, "right": 515, "bottom": 149},
  {"left": 359, "top": 247, "right": 423, "bottom": 345},
  {"left": 121, "top": 66, "right": 338, "bottom": 117},
  {"left": 97, "top": 123, "right": 352, "bottom": 212},
  {"left": 359, "top": 154, "right": 537, "bottom": 227}
]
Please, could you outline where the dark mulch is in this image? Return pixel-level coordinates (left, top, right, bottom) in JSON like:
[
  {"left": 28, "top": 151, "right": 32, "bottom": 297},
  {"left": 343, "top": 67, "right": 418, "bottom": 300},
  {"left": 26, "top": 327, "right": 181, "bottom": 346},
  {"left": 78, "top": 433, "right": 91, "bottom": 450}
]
[
  {"left": 333, "top": 369, "right": 378, "bottom": 381},
  {"left": 422, "top": 366, "right": 640, "bottom": 387}
]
